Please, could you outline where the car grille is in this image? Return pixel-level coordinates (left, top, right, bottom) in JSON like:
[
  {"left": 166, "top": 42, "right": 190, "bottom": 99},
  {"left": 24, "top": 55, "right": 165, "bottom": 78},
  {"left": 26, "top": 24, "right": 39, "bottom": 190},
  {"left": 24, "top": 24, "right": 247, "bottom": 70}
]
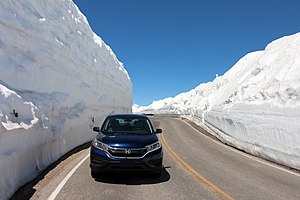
[{"left": 108, "top": 147, "right": 147, "bottom": 158}]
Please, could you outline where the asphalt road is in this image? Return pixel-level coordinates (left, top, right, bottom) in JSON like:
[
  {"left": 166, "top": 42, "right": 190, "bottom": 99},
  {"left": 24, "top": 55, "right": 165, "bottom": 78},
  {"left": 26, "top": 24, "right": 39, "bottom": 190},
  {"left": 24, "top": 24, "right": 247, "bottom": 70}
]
[{"left": 18, "top": 117, "right": 300, "bottom": 200}]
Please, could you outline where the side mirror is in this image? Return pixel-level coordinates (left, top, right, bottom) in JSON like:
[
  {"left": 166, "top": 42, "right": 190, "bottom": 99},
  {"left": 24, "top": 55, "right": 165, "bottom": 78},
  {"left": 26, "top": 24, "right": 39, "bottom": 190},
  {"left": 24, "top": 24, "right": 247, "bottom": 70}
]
[
  {"left": 93, "top": 127, "right": 100, "bottom": 132},
  {"left": 155, "top": 128, "right": 162, "bottom": 134}
]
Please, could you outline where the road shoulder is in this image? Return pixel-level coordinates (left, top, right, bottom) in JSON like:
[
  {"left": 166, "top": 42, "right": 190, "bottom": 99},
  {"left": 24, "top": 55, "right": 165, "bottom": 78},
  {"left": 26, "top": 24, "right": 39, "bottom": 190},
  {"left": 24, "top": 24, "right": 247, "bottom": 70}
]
[{"left": 11, "top": 142, "right": 91, "bottom": 200}]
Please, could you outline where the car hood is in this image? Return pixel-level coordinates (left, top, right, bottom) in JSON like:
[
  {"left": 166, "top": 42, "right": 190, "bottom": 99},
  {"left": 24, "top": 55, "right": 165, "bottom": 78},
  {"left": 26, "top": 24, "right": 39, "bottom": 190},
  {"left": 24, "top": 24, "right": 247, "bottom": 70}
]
[{"left": 96, "top": 133, "right": 159, "bottom": 148}]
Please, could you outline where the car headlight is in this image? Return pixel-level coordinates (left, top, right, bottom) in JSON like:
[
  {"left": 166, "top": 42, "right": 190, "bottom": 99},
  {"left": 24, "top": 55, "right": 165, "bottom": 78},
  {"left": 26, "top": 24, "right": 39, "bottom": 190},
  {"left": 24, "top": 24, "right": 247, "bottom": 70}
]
[
  {"left": 146, "top": 141, "right": 161, "bottom": 153},
  {"left": 92, "top": 139, "right": 109, "bottom": 151}
]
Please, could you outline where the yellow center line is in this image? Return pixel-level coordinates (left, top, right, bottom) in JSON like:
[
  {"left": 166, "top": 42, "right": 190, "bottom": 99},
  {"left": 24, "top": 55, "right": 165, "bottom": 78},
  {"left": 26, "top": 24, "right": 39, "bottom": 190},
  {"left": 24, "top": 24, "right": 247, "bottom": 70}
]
[
  {"left": 159, "top": 133, "right": 234, "bottom": 200},
  {"left": 159, "top": 134, "right": 220, "bottom": 199}
]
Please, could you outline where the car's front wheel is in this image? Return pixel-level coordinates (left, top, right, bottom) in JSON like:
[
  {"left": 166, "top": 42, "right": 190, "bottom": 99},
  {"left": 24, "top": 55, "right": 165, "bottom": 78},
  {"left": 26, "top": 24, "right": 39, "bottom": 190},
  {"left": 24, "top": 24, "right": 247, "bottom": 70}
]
[
  {"left": 91, "top": 170, "right": 100, "bottom": 179},
  {"left": 152, "top": 169, "right": 162, "bottom": 178}
]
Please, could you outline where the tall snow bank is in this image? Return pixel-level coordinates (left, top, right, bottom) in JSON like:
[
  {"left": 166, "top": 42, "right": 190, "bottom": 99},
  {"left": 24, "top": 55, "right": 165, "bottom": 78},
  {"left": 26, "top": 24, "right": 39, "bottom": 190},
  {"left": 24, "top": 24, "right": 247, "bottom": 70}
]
[
  {"left": 136, "top": 32, "right": 300, "bottom": 170},
  {"left": 0, "top": 0, "right": 132, "bottom": 199}
]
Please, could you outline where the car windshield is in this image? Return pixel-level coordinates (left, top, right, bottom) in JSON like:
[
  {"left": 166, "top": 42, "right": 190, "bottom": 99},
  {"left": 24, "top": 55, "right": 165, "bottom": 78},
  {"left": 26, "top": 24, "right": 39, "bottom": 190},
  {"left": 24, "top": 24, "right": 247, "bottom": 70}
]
[{"left": 101, "top": 116, "right": 154, "bottom": 135}]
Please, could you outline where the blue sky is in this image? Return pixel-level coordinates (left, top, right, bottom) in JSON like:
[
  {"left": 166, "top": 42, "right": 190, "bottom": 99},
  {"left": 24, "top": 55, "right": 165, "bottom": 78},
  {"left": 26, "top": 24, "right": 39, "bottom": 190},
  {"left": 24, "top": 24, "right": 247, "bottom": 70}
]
[{"left": 73, "top": 0, "right": 300, "bottom": 106}]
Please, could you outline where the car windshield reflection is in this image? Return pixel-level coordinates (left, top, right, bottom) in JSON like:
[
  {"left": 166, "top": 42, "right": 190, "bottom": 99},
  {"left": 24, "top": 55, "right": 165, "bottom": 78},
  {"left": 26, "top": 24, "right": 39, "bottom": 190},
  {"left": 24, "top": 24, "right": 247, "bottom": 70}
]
[{"left": 101, "top": 116, "right": 154, "bottom": 135}]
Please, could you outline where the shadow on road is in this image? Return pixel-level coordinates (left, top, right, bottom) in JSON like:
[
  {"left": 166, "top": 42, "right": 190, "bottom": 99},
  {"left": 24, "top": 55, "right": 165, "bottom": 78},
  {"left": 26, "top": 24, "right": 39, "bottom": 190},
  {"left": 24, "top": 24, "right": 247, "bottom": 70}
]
[{"left": 94, "top": 167, "right": 171, "bottom": 185}]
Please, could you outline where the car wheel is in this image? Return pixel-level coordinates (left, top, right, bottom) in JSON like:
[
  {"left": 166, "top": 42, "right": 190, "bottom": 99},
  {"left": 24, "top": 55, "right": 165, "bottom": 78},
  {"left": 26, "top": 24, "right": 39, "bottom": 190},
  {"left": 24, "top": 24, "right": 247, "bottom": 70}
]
[
  {"left": 91, "top": 170, "right": 100, "bottom": 179},
  {"left": 152, "top": 169, "right": 162, "bottom": 178}
]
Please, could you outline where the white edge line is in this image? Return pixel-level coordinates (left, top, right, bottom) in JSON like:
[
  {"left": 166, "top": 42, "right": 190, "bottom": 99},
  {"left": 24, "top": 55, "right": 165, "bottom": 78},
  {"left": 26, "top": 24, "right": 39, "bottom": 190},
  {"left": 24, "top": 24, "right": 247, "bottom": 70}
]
[
  {"left": 48, "top": 153, "right": 90, "bottom": 200},
  {"left": 181, "top": 119, "right": 300, "bottom": 178}
]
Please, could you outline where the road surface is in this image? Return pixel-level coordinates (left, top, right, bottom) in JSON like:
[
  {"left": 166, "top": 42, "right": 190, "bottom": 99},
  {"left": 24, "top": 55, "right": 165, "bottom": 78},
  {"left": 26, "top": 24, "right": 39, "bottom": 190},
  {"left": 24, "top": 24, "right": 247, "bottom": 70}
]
[{"left": 14, "top": 117, "right": 300, "bottom": 200}]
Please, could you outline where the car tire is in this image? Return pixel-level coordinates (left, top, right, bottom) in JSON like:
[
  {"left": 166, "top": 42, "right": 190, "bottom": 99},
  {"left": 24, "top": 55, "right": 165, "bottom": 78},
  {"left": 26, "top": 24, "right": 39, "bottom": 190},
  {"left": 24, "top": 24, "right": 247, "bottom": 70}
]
[
  {"left": 152, "top": 169, "right": 162, "bottom": 178},
  {"left": 91, "top": 170, "right": 100, "bottom": 179}
]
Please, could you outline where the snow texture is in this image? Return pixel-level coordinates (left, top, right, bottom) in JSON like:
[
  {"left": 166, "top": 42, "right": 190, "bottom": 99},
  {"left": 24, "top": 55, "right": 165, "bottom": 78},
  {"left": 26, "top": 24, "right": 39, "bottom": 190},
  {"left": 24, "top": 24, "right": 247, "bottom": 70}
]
[
  {"left": 135, "top": 32, "right": 300, "bottom": 171},
  {"left": 0, "top": 0, "right": 132, "bottom": 199}
]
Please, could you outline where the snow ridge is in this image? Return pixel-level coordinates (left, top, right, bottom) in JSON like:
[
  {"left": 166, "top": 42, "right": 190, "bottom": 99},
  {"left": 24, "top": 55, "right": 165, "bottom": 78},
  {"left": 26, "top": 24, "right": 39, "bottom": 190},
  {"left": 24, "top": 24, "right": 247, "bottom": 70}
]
[
  {"left": 0, "top": 0, "right": 132, "bottom": 199},
  {"left": 135, "top": 32, "right": 300, "bottom": 171}
]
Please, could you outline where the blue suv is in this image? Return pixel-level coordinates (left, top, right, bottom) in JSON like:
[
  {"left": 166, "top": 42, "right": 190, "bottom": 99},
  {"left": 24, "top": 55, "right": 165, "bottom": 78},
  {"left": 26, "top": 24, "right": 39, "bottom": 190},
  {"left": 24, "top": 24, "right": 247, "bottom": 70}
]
[{"left": 90, "top": 114, "right": 163, "bottom": 178}]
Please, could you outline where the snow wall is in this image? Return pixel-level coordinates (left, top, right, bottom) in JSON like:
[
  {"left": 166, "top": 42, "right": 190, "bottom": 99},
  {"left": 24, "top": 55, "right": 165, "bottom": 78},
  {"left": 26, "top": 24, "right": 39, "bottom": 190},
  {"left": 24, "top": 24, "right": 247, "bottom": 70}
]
[
  {"left": 0, "top": 0, "right": 132, "bottom": 199},
  {"left": 135, "top": 32, "right": 300, "bottom": 171}
]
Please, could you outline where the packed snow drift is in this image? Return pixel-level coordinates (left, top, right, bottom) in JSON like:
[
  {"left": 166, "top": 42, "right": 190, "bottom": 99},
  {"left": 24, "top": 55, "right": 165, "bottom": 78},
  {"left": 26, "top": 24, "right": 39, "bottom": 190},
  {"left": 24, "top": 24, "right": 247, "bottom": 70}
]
[
  {"left": 135, "top": 32, "right": 300, "bottom": 171},
  {"left": 0, "top": 0, "right": 132, "bottom": 199}
]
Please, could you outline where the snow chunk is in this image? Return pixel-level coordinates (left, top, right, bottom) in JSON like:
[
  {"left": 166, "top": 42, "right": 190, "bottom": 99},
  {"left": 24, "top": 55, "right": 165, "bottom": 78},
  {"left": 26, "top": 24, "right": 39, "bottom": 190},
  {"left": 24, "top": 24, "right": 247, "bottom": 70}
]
[
  {"left": 0, "top": 85, "right": 38, "bottom": 132},
  {"left": 39, "top": 17, "right": 46, "bottom": 22}
]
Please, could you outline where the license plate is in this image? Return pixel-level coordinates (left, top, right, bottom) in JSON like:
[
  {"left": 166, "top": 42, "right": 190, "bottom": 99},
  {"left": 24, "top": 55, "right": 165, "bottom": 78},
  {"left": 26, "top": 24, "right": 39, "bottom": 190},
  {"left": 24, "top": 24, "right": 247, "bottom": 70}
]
[{"left": 120, "top": 160, "right": 134, "bottom": 167}]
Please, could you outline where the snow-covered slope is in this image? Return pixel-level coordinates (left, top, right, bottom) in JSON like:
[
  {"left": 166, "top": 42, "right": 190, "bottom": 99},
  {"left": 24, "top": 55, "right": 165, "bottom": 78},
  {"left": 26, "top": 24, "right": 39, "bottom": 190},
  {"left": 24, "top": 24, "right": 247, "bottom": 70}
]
[
  {"left": 0, "top": 0, "right": 131, "bottom": 199},
  {"left": 135, "top": 32, "right": 300, "bottom": 170}
]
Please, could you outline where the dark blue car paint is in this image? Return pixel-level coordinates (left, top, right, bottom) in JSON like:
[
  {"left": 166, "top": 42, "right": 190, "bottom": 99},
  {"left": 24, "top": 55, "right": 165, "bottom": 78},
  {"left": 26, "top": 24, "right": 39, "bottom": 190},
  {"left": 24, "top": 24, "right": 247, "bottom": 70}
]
[{"left": 97, "top": 133, "right": 159, "bottom": 148}]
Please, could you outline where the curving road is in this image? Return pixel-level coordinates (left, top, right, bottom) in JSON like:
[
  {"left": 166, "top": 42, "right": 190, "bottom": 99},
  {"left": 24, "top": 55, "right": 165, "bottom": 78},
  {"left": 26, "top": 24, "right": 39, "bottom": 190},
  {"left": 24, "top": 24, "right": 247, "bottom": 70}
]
[{"left": 19, "top": 117, "right": 300, "bottom": 200}]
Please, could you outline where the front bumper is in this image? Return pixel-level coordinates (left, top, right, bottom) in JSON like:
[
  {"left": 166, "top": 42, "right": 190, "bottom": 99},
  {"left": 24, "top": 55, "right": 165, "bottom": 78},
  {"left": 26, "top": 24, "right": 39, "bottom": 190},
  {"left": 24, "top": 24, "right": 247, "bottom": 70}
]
[{"left": 90, "top": 145, "right": 163, "bottom": 173}]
